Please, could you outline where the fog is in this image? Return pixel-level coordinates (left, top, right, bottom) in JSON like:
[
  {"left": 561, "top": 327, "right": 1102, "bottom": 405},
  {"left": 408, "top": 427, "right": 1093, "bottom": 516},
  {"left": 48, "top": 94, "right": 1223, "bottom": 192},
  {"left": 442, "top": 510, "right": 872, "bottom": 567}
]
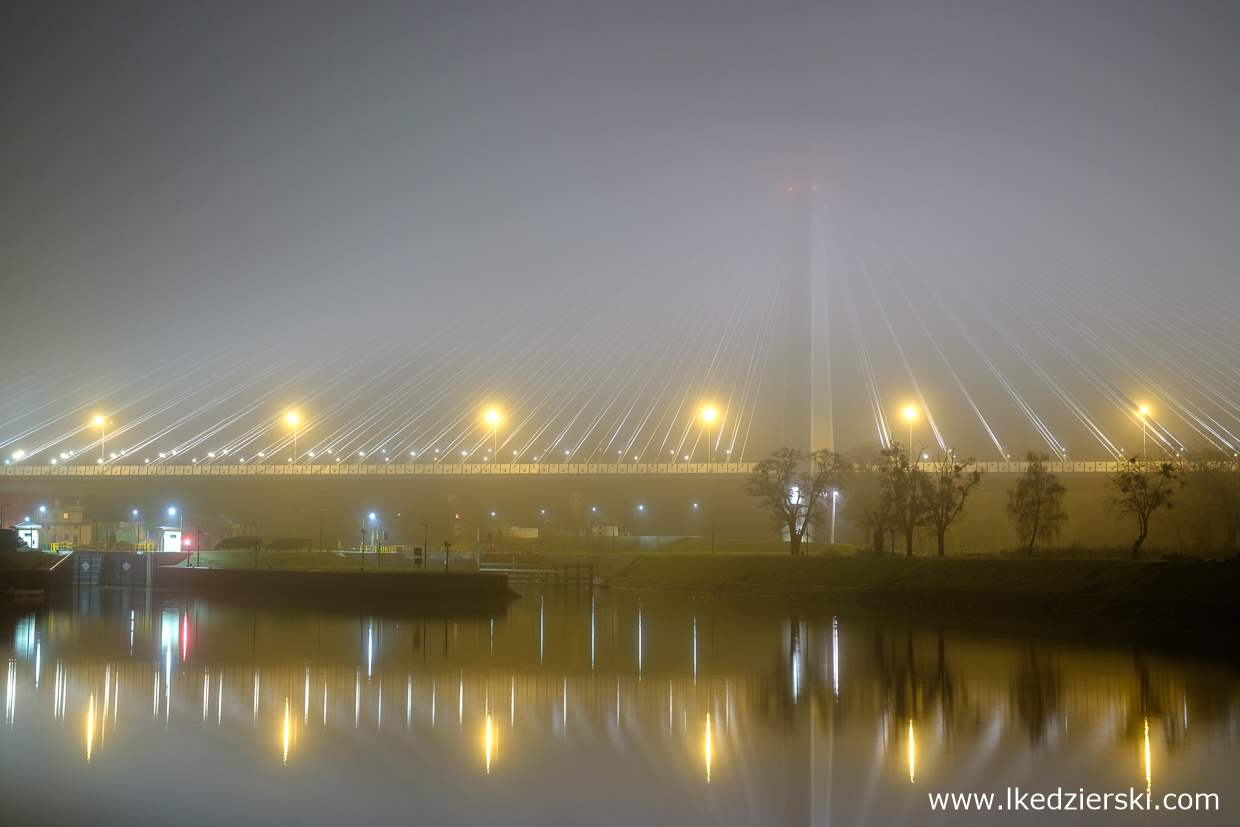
[{"left": 2, "top": 0, "right": 1238, "bottom": 463}]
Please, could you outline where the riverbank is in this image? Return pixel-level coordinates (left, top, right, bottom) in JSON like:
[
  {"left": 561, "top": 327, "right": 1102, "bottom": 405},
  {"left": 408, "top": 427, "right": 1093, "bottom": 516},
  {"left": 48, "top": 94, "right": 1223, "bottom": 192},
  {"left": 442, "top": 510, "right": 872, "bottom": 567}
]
[
  {"left": 605, "top": 554, "right": 1240, "bottom": 622},
  {"left": 154, "top": 566, "right": 515, "bottom": 611}
]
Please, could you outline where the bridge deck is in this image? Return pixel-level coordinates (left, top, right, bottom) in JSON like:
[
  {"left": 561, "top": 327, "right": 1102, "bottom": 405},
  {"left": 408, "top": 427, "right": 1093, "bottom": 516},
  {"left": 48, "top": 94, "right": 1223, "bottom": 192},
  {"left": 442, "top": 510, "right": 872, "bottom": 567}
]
[{"left": 1, "top": 460, "right": 1131, "bottom": 477}]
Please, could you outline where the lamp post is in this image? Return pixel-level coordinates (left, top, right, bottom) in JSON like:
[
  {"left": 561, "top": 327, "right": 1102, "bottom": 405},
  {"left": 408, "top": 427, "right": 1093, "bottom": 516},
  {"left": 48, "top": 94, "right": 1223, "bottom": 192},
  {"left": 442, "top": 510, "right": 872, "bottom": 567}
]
[
  {"left": 246, "top": 521, "right": 260, "bottom": 568},
  {"left": 286, "top": 413, "right": 299, "bottom": 461},
  {"left": 366, "top": 513, "right": 377, "bottom": 565},
  {"left": 903, "top": 406, "right": 917, "bottom": 453},
  {"left": 419, "top": 521, "right": 430, "bottom": 570},
  {"left": 0, "top": 504, "right": 9, "bottom": 529},
  {"left": 830, "top": 489, "right": 838, "bottom": 544},
  {"left": 94, "top": 416, "right": 106, "bottom": 462},
  {"left": 485, "top": 410, "right": 502, "bottom": 462},
  {"left": 701, "top": 406, "right": 717, "bottom": 470},
  {"left": 1139, "top": 406, "right": 1149, "bottom": 457},
  {"left": 318, "top": 511, "right": 327, "bottom": 553},
  {"left": 443, "top": 540, "right": 451, "bottom": 573},
  {"left": 377, "top": 524, "right": 388, "bottom": 568}
]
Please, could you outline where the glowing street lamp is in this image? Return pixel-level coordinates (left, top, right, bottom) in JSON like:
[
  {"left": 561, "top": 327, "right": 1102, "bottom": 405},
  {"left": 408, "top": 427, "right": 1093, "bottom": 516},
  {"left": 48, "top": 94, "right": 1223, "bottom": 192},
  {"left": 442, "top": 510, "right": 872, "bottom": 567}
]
[{"left": 903, "top": 406, "right": 918, "bottom": 450}]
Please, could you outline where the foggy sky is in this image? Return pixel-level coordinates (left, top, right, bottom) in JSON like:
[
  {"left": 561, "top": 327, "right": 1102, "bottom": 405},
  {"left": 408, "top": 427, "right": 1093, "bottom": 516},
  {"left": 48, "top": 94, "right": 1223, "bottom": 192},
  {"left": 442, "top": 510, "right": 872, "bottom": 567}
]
[{"left": 2, "top": 0, "right": 1238, "bottom": 462}]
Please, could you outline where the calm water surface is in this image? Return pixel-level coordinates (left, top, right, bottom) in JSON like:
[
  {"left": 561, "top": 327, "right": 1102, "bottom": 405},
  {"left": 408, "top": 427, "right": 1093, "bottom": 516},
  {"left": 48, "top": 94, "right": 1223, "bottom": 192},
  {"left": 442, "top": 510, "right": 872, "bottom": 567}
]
[{"left": 1, "top": 587, "right": 1236, "bottom": 826}]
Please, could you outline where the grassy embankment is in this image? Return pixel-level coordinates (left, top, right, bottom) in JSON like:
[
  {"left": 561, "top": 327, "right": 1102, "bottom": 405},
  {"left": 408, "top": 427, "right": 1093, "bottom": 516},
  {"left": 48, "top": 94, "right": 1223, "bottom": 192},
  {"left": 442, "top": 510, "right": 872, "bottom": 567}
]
[
  {"left": 473, "top": 535, "right": 861, "bottom": 555},
  {"left": 606, "top": 553, "right": 1240, "bottom": 620},
  {"left": 0, "top": 549, "right": 62, "bottom": 569}
]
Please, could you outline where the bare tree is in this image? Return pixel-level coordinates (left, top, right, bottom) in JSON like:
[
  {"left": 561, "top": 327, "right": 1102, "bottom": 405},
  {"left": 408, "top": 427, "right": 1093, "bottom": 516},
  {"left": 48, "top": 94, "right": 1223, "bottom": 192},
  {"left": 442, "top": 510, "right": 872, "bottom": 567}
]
[
  {"left": 1181, "top": 446, "right": 1240, "bottom": 555},
  {"left": 879, "top": 442, "right": 925, "bottom": 557},
  {"left": 744, "top": 447, "right": 847, "bottom": 555},
  {"left": 920, "top": 449, "right": 983, "bottom": 557},
  {"left": 1006, "top": 451, "right": 1068, "bottom": 557},
  {"left": 1171, "top": 451, "right": 1219, "bottom": 554},
  {"left": 841, "top": 460, "right": 891, "bottom": 555},
  {"left": 1102, "top": 457, "right": 1183, "bottom": 559}
]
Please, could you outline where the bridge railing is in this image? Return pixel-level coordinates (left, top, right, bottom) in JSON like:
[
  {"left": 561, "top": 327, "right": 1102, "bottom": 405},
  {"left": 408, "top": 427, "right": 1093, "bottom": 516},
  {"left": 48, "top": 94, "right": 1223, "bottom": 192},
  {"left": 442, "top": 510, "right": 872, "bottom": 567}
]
[{"left": 0, "top": 462, "right": 753, "bottom": 477}]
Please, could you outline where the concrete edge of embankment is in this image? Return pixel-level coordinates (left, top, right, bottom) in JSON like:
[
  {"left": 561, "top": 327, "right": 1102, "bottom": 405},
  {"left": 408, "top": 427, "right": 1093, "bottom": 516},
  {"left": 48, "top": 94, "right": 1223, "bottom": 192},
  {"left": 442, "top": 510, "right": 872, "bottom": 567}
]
[
  {"left": 606, "top": 577, "right": 871, "bottom": 601},
  {"left": 605, "top": 577, "right": 1240, "bottom": 623}
]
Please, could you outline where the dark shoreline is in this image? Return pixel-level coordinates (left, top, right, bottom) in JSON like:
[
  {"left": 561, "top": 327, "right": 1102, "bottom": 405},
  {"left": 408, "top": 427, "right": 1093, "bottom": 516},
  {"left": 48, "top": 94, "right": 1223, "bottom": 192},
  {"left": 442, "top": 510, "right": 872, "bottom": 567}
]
[{"left": 605, "top": 554, "right": 1240, "bottom": 624}]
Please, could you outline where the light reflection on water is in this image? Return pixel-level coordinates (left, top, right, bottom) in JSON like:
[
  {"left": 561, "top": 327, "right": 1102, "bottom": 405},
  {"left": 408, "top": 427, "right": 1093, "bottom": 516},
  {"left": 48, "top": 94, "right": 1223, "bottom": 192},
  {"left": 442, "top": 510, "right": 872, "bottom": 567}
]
[{"left": 0, "top": 588, "right": 1236, "bottom": 825}]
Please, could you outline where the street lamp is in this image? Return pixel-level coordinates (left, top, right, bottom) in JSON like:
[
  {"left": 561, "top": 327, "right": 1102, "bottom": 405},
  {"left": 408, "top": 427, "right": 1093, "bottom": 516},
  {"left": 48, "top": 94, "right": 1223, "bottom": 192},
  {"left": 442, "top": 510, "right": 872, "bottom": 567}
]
[
  {"left": 903, "top": 406, "right": 918, "bottom": 451},
  {"left": 701, "top": 406, "right": 717, "bottom": 469}
]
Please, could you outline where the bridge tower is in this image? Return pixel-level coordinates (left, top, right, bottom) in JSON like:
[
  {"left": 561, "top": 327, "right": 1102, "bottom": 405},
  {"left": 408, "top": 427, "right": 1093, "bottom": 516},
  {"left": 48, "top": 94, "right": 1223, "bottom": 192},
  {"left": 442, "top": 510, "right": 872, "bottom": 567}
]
[{"left": 784, "top": 182, "right": 819, "bottom": 455}]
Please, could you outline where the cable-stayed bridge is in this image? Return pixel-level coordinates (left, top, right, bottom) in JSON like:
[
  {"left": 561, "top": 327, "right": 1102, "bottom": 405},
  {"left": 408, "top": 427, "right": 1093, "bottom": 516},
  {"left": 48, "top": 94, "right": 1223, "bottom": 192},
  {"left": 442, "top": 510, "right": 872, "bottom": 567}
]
[{"left": 2, "top": 190, "right": 1238, "bottom": 474}]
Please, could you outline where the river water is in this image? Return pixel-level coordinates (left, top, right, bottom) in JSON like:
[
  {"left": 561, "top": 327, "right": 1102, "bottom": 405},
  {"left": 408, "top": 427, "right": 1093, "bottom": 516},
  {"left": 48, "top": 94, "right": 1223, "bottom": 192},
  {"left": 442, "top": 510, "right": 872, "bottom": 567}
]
[{"left": 0, "top": 587, "right": 1235, "bottom": 825}]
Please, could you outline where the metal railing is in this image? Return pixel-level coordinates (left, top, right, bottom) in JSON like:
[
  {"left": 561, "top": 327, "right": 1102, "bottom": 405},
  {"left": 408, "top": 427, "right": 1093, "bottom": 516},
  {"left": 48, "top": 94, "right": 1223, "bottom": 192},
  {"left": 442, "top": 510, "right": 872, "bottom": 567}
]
[{"left": 0, "top": 461, "right": 752, "bottom": 477}]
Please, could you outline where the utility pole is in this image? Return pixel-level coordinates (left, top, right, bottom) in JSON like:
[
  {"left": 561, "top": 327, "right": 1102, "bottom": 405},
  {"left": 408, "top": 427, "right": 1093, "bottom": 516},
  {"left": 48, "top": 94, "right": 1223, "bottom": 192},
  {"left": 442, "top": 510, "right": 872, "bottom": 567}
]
[
  {"left": 318, "top": 512, "right": 326, "bottom": 553},
  {"left": 419, "top": 521, "right": 430, "bottom": 570},
  {"left": 443, "top": 541, "right": 451, "bottom": 573},
  {"left": 248, "top": 521, "right": 259, "bottom": 568}
]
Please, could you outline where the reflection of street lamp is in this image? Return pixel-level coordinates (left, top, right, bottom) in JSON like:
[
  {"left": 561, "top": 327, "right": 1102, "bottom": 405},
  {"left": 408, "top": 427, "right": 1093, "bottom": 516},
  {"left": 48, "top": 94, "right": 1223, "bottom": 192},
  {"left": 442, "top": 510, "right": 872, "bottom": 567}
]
[{"left": 701, "top": 406, "right": 717, "bottom": 469}]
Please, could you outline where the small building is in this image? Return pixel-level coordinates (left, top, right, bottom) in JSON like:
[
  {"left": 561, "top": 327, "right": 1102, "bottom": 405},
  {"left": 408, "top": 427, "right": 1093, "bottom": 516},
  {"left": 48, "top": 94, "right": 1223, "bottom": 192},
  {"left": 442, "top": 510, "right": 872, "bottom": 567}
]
[
  {"left": 12, "top": 521, "right": 40, "bottom": 549},
  {"left": 159, "top": 525, "right": 184, "bottom": 552},
  {"left": 43, "top": 500, "right": 87, "bottom": 549},
  {"left": 496, "top": 527, "right": 538, "bottom": 540}
]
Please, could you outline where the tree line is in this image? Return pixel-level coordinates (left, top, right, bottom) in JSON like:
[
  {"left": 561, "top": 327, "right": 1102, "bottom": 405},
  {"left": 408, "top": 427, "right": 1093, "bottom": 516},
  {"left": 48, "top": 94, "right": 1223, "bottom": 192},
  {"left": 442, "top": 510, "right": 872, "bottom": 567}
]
[{"left": 744, "top": 444, "right": 1240, "bottom": 559}]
